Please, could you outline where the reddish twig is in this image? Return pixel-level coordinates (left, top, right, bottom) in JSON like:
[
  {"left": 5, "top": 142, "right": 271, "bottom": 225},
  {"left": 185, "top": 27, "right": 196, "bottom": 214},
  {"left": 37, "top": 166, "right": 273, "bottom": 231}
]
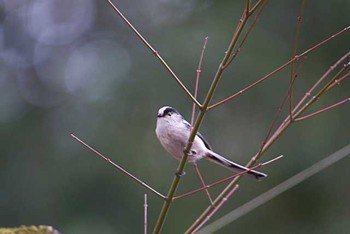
[
  {"left": 71, "top": 134, "right": 166, "bottom": 199},
  {"left": 225, "top": 0, "right": 267, "bottom": 68},
  {"left": 258, "top": 54, "right": 350, "bottom": 157},
  {"left": 287, "top": 56, "right": 308, "bottom": 121},
  {"left": 294, "top": 98, "right": 350, "bottom": 122},
  {"left": 289, "top": 0, "right": 305, "bottom": 118},
  {"left": 326, "top": 65, "right": 350, "bottom": 91},
  {"left": 144, "top": 194, "right": 148, "bottom": 234},
  {"left": 209, "top": 58, "right": 296, "bottom": 110},
  {"left": 190, "top": 184, "right": 240, "bottom": 234},
  {"left": 191, "top": 37, "right": 209, "bottom": 126},
  {"left": 106, "top": 0, "right": 200, "bottom": 108},
  {"left": 256, "top": 7, "right": 309, "bottom": 153},
  {"left": 256, "top": 61, "right": 307, "bottom": 155},
  {"left": 193, "top": 164, "right": 213, "bottom": 204},
  {"left": 257, "top": 78, "right": 296, "bottom": 156},
  {"left": 275, "top": 52, "right": 350, "bottom": 135},
  {"left": 208, "top": 26, "right": 350, "bottom": 110},
  {"left": 252, "top": 55, "right": 350, "bottom": 165},
  {"left": 221, "top": 10, "right": 247, "bottom": 70},
  {"left": 199, "top": 145, "right": 350, "bottom": 233},
  {"left": 190, "top": 37, "right": 212, "bottom": 203},
  {"left": 290, "top": 52, "right": 350, "bottom": 123},
  {"left": 292, "top": 52, "right": 350, "bottom": 116},
  {"left": 173, "top": 155, "right": 283, "bottom": 201}
]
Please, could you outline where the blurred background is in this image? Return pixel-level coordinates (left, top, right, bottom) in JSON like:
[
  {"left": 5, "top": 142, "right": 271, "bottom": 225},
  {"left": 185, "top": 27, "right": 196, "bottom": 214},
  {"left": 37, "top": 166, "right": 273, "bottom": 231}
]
[{"left": 0, "top": 0, "right": 349, "bottom": 233}]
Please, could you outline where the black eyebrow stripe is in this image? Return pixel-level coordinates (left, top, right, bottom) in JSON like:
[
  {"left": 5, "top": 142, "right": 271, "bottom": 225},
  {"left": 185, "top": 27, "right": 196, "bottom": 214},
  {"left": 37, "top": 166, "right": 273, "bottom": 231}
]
[{"left": 159, "top": 107, "right": 179, "bottom": 118}]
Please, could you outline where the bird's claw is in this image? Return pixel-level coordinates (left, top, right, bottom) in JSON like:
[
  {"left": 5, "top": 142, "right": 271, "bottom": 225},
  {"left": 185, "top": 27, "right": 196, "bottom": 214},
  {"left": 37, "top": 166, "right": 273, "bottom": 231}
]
[
  {"left": 184, "top": 148, "right": 195, "bottom": 156},
  {"left": 175, "top": 171, "right": 186, "bottom": 177}
]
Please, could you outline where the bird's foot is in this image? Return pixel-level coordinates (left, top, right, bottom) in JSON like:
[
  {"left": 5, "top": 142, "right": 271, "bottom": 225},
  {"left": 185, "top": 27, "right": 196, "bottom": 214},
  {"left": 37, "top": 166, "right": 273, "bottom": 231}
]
[{"left": 175, "top": 171, "right": 186, "bottom": 177}]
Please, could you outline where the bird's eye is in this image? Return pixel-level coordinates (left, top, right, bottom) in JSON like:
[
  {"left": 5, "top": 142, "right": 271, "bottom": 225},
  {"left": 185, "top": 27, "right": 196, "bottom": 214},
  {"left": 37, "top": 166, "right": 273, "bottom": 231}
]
[{"left": 167, "top": 112, "right": 172, "bottom": 116}]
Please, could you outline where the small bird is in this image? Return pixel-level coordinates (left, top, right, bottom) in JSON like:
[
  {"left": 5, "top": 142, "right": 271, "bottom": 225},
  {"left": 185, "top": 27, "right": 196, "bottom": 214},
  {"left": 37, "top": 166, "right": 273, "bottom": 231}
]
[{"left": 155, "top": 106, "right": 267, "bottom": 180}]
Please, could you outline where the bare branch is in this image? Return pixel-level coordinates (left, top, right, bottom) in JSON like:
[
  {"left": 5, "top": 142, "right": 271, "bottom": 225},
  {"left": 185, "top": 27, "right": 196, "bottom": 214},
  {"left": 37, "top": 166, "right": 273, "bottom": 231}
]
[
  {"left": 106, "top": 0, "right": 201, "bottom": 108},
  {"left": 325, "top": 64, "right": 350, "bottom": 91},
  {"left": 257, "top": 78, "right": 296, "bottom": 157},
  {"left": 198, "top": 144, "right": 350, "bottom": 233},
  {"left": 256, "top": 56, "right": 306, "bottom": 155},
  {"left": 291, "top": 52, "right": 350, "bottom": 121},
  {"left": 71, "top": 134, "right": 166, "bottom": 199},
  {"left": 225, "top": 0, "right": 267, "bottom": 68},
  {"left": 104, "top": 2, "right": 349, "bottom": 233},
  {"left": 249, "top": 0, "right": 266, "bottom": 15},
  {"left": 292, "top": 52, "right": 350, "bottom": 116},
  {"left": 191, "top": 184, "right": 240, "bottom": 234},
  {"left": 261, "top": 155, "right": 284, "bottom": 166},
  {"left": 294, "top": 98, "right": 350, "bottom": 122},
  {"left": 190, "top": 38, "right": 212, "bottom": 204},
  {"left": 289, "top": 0, "right": 305, "bottom": 118},
  {"left": 208, "top": 26, "right": 350, "bottom": 110},
  {"left": 153, "top": 3, "right": 259, "bottom": 232},
  {"left": 245, "top": 0, "right": 250, "bottom": 14},
  {"left": 191, "top": 37, "right": 209, "bottom": 126},
  {"left": 193, "top": 164, "right": 213, "bottom": 204},
  {"left": 174, "top": 155, "right": 283, "bottom": 201}
]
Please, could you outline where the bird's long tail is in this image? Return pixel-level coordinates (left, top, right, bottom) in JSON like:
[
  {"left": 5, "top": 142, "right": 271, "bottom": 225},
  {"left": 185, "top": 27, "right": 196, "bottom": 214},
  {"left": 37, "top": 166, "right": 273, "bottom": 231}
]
[{"left": 205, "top": 150, "right": 267, "bottom": 180}]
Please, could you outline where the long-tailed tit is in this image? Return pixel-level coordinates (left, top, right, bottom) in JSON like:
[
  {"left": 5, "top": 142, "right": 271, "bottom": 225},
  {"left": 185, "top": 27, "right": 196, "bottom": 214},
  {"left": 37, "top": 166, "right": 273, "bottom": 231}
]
[{"left": 155, "top": 106, "right": 267, "bottom": 180}]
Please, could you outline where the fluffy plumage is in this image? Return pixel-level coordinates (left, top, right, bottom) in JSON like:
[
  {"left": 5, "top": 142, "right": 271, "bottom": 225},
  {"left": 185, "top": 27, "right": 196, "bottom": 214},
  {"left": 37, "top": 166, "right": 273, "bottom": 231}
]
[{"left": 155, "top": 106, "right": 267, "bottom": 180}]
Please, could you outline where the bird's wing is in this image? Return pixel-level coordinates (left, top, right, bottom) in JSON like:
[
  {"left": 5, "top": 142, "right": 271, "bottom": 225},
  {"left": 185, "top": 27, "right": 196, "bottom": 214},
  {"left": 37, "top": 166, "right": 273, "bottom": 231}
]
[
  {"left": 197, "top": 131, "right": 212, "bottom": 150},
  {"left": 183, "top": 120, "right": 212, "bottom": 150}
]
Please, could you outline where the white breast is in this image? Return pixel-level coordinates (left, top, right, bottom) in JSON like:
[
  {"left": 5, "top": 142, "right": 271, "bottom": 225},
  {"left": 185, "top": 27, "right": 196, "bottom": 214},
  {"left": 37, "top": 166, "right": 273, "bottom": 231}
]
[{"left": 156, "top": 117, "right": 207, "bottom": 163}]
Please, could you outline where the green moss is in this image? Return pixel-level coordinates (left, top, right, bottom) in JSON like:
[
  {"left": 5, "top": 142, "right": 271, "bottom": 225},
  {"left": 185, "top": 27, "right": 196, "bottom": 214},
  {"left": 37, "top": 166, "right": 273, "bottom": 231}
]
[{"left": 0, "top": 226, "right": 60, "bottom": 234}]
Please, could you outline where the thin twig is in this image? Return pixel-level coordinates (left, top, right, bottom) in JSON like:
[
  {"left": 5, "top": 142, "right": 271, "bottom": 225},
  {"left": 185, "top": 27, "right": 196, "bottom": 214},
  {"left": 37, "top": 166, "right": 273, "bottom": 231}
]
[
  {"left": 294, "top": 98, "right": 350, "bottom": 121},
  {"left": 208, "top": 26, "right": 350, "bottom": 110},
  {"left": 257, "top": 75, "right": 297, "bottom": 157},
  {"left": 225, "top": 0, "right": 267, "bottom": 68},
  {"left": 193, "top": 164, "right": 213, "bottom": 204},
  {"left": 291, "top": 53, "right": 350, "bottom": 122},
  {"left": 188, "top": 32, "right": 350, "bottom": 233},
  {"left": 191, "top": 37, "right": 209, "bottom": 126},
  {"left": 191, "top": 184, "right": 240, "bottom": 234},
  {"left": 71, "top": 134, "right": 166, "bottom": 199},
  {"left": 250, "top": 54, "right": 350, "bottom": 177},
  {"left": 221, "top": 10, "right": 247, "bottom": 70},
  {"left": 154, "top": 3, "right": 258, "bottom": 231},
  {"left": 255, "top": 54, "right": 350, "bottom": 166},
  {"left": 292, "top": 51, "right": 350, "bottom": 118},
  {"left": 174, "top": 155, "right": 283, "bottom": 201},
  {"left": 173, "top": 165, "right": 259, "bottom": 201},
  {"left": 190, "top": 38, "right": 212, "bottom": 204},
  {"left": 256, "top": 55, "right": 306, "bottom": 155},
  {"left": 144, "top": 194, "right": 148, "bottom": 234},
  {"left": 295, "top": 56, "right": 308, "bottom": 76},
  {"left": 261, "top": 155, "right": 284, "bottom": 165},
  {"left": 275, "top": 52, "right": 350, "bottom": 136},
  {"left": 209, "top": 57, "right": 298, "bottom": 110},
  {"left": 325, "top": 65, "right": 350, "bottom": 91},
  {"left": 249, "top": 0, "right": 266, "bottom": 15},
  {"left": 243, "top": 56, "right": 350, "bottom": 176},
  {"left": 289, "top": 0, "right": 305, "bottom": 118},
  {"left": 198, "top": 144, "right": 350, "bottom": 233},
  {"left": 106, "top": 0, "right": 201, "bottom": 108}
]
